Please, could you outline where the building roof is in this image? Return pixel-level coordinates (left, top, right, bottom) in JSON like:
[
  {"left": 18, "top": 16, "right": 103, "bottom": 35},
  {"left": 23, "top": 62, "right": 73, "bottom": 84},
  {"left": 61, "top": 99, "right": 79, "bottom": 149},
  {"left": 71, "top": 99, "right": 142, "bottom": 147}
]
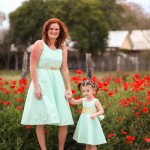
[
  {"left": 130, "top": 30, "right": 150, "bottom": 50},
  {"left": 107, "top": 31, "right": 129, "bottom": 48}
]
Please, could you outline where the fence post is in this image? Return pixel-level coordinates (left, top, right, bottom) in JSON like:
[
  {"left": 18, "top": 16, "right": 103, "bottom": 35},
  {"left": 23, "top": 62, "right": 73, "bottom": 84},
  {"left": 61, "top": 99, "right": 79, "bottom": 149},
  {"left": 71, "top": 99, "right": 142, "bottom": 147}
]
[
  {"left": 86, "top": 53, "right": 94, "bottom": 80},
  {"left": 21, "top": 51, "right": 28, "bottom": 79}
]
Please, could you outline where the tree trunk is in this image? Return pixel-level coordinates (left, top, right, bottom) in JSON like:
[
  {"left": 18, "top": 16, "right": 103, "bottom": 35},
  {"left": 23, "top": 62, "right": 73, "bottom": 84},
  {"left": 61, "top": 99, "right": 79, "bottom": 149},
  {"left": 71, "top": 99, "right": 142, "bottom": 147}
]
[
  {"left": 86, "top": 53, "right": 94, "bottom": 80},
  {"left": 21, "top": 51, "right": 28, "bottom": 79}
]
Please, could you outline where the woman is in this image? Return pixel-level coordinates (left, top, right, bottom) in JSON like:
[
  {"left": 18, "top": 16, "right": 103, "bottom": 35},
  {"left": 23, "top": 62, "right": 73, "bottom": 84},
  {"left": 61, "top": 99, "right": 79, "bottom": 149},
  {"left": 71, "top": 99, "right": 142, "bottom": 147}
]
[{"left": 21, "top": 18, "right": 74, "bottom": 150}]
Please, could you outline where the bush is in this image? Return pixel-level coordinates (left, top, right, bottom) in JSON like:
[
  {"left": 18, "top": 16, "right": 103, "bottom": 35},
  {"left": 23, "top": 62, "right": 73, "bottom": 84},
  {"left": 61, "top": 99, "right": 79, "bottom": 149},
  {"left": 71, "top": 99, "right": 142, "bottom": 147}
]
[{"left": 0, "top": 72, "right": 150, "bottom": 150}]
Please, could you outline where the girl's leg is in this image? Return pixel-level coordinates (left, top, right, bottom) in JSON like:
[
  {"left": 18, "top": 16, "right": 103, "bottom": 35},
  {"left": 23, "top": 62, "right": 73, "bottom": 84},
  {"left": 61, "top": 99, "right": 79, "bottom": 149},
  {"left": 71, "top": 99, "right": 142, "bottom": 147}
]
[
  {"left": 86, "top": 144, "right": 91, "bottom": 150},
  {"left": 90, "top": 145, "right": 97, "bottom": 150},
  {"left": 58, "top": 126, "right": 68, "bottom": 150},
  {"left": 36, "top": 125, "right": 47, "bottom": 150}
]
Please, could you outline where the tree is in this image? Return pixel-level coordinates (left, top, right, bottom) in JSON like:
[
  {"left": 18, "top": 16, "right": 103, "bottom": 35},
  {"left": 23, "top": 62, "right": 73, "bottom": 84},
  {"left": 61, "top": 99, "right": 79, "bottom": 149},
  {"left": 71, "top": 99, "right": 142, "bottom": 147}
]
[
  {"left": 9, "top": 0, "right": 133, "bottom": 54},
  {"left": 118, "top": 0, "right": 150, "bottom": 30}
]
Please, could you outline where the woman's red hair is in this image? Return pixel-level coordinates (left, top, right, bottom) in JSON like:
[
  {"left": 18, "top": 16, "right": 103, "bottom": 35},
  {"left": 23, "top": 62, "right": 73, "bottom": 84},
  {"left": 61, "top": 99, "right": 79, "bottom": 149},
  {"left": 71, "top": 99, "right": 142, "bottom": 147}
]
[{"left": 42, "top": 18, "right": 68, "bottom": 49}]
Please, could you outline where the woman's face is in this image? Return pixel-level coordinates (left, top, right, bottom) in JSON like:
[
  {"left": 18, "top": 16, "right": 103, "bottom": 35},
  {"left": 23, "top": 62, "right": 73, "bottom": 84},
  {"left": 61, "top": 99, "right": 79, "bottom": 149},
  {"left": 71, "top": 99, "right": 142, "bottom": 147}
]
[{"left": 48, "top": 23, "right": 60, "bottom": 40}]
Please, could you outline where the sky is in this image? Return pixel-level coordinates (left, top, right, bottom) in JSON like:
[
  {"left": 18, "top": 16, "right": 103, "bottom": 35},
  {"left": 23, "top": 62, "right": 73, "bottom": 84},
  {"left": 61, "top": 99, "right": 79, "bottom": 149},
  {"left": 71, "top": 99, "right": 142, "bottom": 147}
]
[{"left": 0, "top": 0, "right": 150, "bottom": 28}]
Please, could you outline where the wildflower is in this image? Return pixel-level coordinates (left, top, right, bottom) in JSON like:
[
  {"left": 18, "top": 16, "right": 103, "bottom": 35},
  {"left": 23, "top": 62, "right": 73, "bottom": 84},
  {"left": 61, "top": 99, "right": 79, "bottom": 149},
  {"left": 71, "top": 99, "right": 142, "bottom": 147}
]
[
  {"left": 122, "top": 131, "right": 128, "bottom": 135},
  {"left": 19, "top": 78, "right": 27, "bottom": 85},
  {"left": 126, "top": 136, "right": 135, "bottom": 144},
  {"left": 115, "top": 78, "right": 121, "bottom": 84},
  {"left": 69, "top": 102, "right": 74, "bottom": 106},
  {"left": 117, "top": 118, "right": 123, "bottom": 121},
  {"left": 17, "top": 98, "right": 23, "bottom": 103},
  {"left": 92, "top": 76, "right": 97, "bottom": 82},
  {"left": 146, "top": 96, "right": 150, "bottom": 101},
  {"left": 5, "top": 101, "right": 11, "bottom": 106},
  {"left": 107, "top": 133, "right": 115, "bottom": 138},
  {"left": 25, "top": 126, "right": 31, "bottom": 129},
  {"left": 108, "top": 92, "right": 114, "bottom": 96},
  {"left": 135, "top": 112, "right": 140, "bottom": 118},
  {"left": 144, "top": 138, "right": 150, "bottom": 142},
  {"left": 142, "top": 107, "right": 148, "bottom": 114},
  {"left": 71, "top": 89, "right": 76, "bottom": 94},
  {"left": 17, "top": 106, "right": 23, "bottom": 111},
  {"left": 82, "top": 77, "right": 87, "bottom": 81},
  {"left": 10, "top": 85, "right": 15, "bottom": 89},
  {"left": 75, "top": 70, "right": 82, "bottom": 74}
]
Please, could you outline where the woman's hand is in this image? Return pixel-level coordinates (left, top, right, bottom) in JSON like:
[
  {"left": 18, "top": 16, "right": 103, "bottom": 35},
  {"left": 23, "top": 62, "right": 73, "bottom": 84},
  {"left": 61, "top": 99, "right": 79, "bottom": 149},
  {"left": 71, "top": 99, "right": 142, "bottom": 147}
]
[
  {"left": 65, "top": 89, "right": 72, "bottom": 100},
  {"left": 61, "top": 41, "right": 67, "bottom": 50},
  {"left": 34, "top": 86, "right": 42, "bottom": 100}
]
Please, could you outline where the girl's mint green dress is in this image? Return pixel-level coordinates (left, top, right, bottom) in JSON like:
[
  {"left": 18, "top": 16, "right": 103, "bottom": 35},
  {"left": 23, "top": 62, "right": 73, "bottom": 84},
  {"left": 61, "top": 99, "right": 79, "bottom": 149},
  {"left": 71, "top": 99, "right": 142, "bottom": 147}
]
[
  {"left": 73, "top": 98, "right": 107, "bottom": 145},
  {"left": 21, "top": 40, "right": 74, "bottom": 126}
]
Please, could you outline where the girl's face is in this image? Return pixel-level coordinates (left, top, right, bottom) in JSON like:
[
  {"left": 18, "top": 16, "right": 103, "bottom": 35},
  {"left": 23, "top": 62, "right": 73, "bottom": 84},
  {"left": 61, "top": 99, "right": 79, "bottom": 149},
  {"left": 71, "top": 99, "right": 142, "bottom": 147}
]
[
  {"left": 81, "top": 85, "right": 94, "bottom": 99},
  {"left": 48, "top": 23, "right": 60, "bottom": 40}
]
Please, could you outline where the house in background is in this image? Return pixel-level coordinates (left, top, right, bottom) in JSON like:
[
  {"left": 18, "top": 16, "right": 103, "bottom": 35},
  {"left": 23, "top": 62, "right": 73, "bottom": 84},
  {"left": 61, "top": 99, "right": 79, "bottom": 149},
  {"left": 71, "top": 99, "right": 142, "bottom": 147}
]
[
  {"left": 107, "top": 31, "right": 132, "bottom": 51},
  {"left": 105, "top": 30, "right": 150, "bottom": 71},
  {"left": 130, "top": 30, "right": 150, "bottom": 51}
]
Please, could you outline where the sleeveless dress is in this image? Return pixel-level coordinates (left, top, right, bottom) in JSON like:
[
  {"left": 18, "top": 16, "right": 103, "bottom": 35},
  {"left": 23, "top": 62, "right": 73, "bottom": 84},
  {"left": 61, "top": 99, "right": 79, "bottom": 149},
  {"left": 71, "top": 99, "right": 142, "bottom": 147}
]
[
  {"left": 73, "top": 98, "right": 107, "bottom": 145},
  {"left": 21, "top": 40, "right": 74, "bottom": 126}
]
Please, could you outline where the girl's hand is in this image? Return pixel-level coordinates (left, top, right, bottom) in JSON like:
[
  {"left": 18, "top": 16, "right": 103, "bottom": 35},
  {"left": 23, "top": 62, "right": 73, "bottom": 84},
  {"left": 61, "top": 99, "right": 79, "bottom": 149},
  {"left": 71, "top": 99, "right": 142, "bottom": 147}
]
[
  {"left": 90, "top": 114, "right": 97, "bottom": 119},
  {"left": 34, "top": 86, "right": 42, "bottom": 100}
]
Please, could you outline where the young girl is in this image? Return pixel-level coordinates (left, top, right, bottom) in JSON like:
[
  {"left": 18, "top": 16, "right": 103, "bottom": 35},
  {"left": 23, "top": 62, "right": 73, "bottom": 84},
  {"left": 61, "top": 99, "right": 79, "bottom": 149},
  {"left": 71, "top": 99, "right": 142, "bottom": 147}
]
[{"left": 67, "top": 80, "right": 107, "bottom": 150}]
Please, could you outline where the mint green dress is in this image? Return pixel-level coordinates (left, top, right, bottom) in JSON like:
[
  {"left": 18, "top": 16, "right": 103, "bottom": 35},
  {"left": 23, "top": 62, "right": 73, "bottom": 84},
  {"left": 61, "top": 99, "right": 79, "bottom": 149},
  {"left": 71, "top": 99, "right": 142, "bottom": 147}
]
[
  {"left": 21, "top": 40, "right": 74, "bottom": 126},
  {"left": 73, "top": 99, "right": 107, "bottom": 145}
]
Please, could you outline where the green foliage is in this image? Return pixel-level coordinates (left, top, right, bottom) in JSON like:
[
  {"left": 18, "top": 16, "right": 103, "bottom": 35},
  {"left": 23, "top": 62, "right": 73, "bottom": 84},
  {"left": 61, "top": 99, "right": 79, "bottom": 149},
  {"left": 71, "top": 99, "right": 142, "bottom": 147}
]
[
  {"left": 0, "top": 71, "right": 150, "bottom": 149},
  {"left": 9, "top": 0, "right": 128, "bottom": 54}
]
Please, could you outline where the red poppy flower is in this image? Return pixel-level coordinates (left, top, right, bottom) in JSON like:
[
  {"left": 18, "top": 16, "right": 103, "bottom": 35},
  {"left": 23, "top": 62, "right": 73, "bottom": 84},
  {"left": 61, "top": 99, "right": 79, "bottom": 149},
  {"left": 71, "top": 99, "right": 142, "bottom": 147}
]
[
  {"left": 19, "top": 79, "right": 27, "bottom": 85},
  {"left": 25, "top": 126, "right": 31, "bottom": 129},
  {"left": 122, "top": 131, "right": 128, "bottom": 135},
  {"left": 142, "top": 107, "right": 148, "bottom": 114},
  {"left": 10, "top": 85, "right": 15, "bottom": 89},
  {"left": 146, "top": 96, "right": 150, "bottom": 101},
  {"left": 12, "top": 81, "right": 16, "bottom": 85},
  {"left": 147, "top": 90, "right": 150, "bottom": 96},
  {"left": 5, "top": 101, "right": 11, "bottom": 106},
  {"left": 82, "top": 77, "right": 87, "bottom": 81},
  {"left": 92, "top": 76, "right": 97, "bottom": 82},
  {"left": 71, "top": 89, "right": 76, "bottom": 94},
  {"left": 135, "top": 111, "right": 140, "bottom": 118},
  {"left": 126, "top": 136, "right": 135, "bottom": 144},
  {"left": 108, "top": 92, "right": 114, "bottom": 96},
  {"left": 107, "top": 133, "right": 115, "bottom": 138},
  {"left": 17, "top": 98, "right": 23, "bottom": 103},
  {"left": 74, "top": 96, "right": 81, "bottom": 100},
  {"left": 144, "top": 138, "right": 150, "bottom": 142},
  {"left": 115, "top": 78, "right": 121, "bottom": 84},
  {"left": 69, "top": 102, "right": 74, "bottom": 106},
  {"left": 17, "top": 106, "right": 23, "bottom": 111},
  {"left": 75, "top": 70, "right": 83, "bottom": 74},
  {"left": 117, "top": 118, "right": 123, "bottom": 121}
]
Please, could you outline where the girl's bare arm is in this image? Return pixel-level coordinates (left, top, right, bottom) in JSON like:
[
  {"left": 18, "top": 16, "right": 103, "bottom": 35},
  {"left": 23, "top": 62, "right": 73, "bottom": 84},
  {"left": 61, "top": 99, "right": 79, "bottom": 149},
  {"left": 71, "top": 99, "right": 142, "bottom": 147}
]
[{"left": 68, "top": 97, "right": 84, "bottom": 105}]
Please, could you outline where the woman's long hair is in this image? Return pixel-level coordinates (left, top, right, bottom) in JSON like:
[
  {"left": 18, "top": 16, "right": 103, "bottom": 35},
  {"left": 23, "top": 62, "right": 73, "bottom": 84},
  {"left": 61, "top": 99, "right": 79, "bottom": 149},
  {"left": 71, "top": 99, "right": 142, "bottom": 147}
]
[{"left": 42, "top": 18, "right": 68, "bottom": 49}]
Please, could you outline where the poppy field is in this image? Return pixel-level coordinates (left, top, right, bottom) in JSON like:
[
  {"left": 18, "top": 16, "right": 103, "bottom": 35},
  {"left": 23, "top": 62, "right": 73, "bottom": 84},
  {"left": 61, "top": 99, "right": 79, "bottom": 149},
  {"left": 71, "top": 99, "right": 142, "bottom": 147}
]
[{"left": 0, "top": 70, "right": 150, "bottom": 150}]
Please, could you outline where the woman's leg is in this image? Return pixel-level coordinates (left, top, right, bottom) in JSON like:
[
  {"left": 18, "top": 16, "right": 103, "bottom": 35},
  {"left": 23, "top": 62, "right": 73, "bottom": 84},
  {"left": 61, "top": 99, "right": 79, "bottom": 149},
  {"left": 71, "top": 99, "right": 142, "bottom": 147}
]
[
  {"left": 58, "top": 126, "right": 68, "bottom": 150},
  {"left": 36, "top": 125, "right": 47, "bottom": 150}
]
